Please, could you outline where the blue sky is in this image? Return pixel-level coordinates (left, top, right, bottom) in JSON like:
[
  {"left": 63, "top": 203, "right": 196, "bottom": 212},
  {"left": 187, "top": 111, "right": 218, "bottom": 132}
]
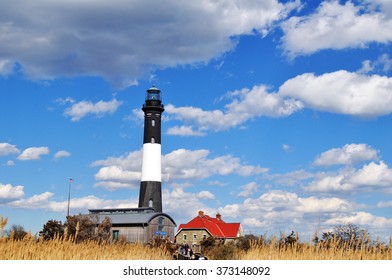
[{"left": 1, "top": 0, "right": 392, "bottom": 241}]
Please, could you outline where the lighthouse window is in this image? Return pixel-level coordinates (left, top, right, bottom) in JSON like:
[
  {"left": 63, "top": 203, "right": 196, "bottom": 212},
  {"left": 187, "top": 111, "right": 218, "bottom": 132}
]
[
  {"left": 151, "top": 119, "right": 155, "bottom": 127},
  {"left": 149, "top": 199, "right": 153, "bottom": 207},
  {"left": 151, "top": 137, "right": 155, "bottom": 144}
]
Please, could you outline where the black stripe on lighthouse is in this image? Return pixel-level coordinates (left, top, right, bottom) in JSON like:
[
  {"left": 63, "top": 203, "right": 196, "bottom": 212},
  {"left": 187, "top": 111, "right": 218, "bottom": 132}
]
[{"left": 138, "top": 86, "right": 164, "bottom": 213}]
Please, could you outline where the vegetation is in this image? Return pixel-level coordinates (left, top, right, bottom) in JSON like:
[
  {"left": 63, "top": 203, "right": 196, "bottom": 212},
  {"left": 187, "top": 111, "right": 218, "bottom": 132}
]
[{"left": 1, "top": 215, "right": 391, "bottom": 260}]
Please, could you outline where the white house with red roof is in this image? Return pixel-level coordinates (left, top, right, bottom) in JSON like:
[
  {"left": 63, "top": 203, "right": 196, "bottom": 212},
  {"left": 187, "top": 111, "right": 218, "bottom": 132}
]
[{"left": 175, "top": 210, "right": 243, "bottom": 246}]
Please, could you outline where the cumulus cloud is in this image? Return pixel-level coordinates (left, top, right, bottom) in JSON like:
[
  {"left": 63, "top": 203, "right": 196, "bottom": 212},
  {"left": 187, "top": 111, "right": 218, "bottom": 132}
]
[
  {"left": 0, "top": 183, "right": 25, "bottom": 203},
  {"left": 314, "top": 144, "right": 379, "bottom": 166},
  {"left": 281, "top": 1, "right": 392, "bottom": 57},
  {"left": 163, "top": 69, "right": 392, "bottom": 135},
  {"left": 0, "top": 143, "right": 20, "bottom": 156},
  {"left": 279, "top": 70, "right": 392, "bottom": 117},
  {"left": 92, "top": 148, "right": 267, "bottom": 190},
  {"left": 165, "top": 85, "right": 304, "bottom": 134},
  {"left": 325, "top": 212, "right": 392, "bottom": 230},
  {"left": 9, "top": 192, "right": 54, "bottom": 209},
  {"left": 0, "top": 0, "right": 296, "bottom": 86},
  {"left": 219, "top": 190, "right": 356, "bottom": 233},
  {"left": 17, "top": 147, "right": 49, "bottom": 160},
  {"left": 163, "top": 188, "right": 216, "bottom": 220},
  {"left": 305, "top": 161, "right": 392, "bottom": 193},
  {"left": 64, "top": 99, "right": 123, "bottom": 121}
]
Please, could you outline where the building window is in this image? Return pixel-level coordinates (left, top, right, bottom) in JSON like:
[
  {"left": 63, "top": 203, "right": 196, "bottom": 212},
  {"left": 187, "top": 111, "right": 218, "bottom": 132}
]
[
  {"left": 112, "top": 230, "right": 119, "bottom": 242},
  {"left": 149, "top": 199, "right": 153, "bottom": 207},
  {"left": 158, "top": 217, "right": 164, "bottom": 232},
  {"left": 193, "top": 234, "right": 197, "bottom": 240},
  {"left": 183, "top": 234, "right": 187, "bottom": 240},
  {"left": 151, "top": 119, "right": 155, "bottom": 127},
  {"left": 151, "top": 137, "right": 155, "bottom": 144},
  {"left": 203, "top": 234, "right": 207, "bottom": 239}
]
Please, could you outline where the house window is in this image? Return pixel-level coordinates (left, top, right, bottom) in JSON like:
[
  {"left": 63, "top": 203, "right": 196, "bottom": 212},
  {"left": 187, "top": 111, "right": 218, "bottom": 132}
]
[
  {"left": 183, "top": 234, "right": 187, "bottom": 240},
  {"left": 203, "top": 234, "right": 207, "bottom": 239},
  {"left": 112, "top": 230, "right": 119, "bottom": 242},
  {"left": 193, "top": 234, "right": 197, "bottom": 240}
]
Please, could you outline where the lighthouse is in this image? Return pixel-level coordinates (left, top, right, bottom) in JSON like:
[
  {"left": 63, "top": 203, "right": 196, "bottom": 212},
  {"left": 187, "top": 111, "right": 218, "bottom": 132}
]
[
  {"left": 138, "top": 85, "right": 164, "bottom": 212},
  {"left": 86, "top": 86, "right": 176, "bottom": 243}
]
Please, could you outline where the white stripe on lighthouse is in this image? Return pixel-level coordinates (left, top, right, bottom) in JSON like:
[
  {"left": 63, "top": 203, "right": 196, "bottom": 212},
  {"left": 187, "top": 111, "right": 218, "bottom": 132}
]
[{"left": 141, "top": 143, "right": 162, "bottom": 182}]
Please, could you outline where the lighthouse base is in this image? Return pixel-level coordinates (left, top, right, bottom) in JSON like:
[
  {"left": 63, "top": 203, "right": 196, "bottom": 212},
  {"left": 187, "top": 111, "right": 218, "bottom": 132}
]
[{"left": 138, "top": 181, "right": 162, "bottom": 212}]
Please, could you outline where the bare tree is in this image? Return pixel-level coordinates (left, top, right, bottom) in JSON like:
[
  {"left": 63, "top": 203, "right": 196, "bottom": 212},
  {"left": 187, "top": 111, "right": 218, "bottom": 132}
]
[{"left": 7, "top": 224, "right": 27, "bottom": 240}]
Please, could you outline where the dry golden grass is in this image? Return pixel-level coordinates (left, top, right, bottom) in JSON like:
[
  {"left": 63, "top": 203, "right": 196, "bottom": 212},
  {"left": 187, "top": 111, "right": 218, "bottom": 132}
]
[
  {"left": 0, "top": 233, "right": 172, "bottom": 260},
  {"left": 238, "top": 236, "right": 392, "bottom": 260},
  {"left": 1, "top": 215, "right": 391, "bottom": 260}
]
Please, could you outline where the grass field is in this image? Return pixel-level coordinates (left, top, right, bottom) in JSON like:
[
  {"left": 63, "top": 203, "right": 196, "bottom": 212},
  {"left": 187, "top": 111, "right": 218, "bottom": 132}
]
[
  {"left": 1, "top": 233, "right": 391, "bottom": 260},
  {"left": 1, "top": 215, "right": 391, "bottom": 260},
  {"left": 0, "top": 233, "right": 172, "bottom": 260}
]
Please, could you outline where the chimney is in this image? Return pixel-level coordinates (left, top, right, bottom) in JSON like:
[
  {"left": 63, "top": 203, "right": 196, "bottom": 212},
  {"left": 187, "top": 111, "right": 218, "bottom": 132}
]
[
  {"left": 198, "top": 210, "right": 205, "bottom": 217},
  {"left": 216, "top": 213, "right": 222, "bottom": 220}
]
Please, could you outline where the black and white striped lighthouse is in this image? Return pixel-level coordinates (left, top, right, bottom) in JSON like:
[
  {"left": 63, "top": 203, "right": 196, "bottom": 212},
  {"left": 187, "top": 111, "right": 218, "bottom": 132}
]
[{"left": 138, "top": 85, "right": 164, "bottom": 212}]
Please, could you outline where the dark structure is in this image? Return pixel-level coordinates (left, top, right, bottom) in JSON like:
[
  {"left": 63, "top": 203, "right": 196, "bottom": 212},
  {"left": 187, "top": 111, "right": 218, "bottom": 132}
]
[
  {"left": 138, "top": 86, "right": 164, "bottom": 212},
  {"left": 88, "top": 207, "right": 176, "bottom": 243},
  {"left": 88, "top": 86, "right": 176, "bottom": 243}
]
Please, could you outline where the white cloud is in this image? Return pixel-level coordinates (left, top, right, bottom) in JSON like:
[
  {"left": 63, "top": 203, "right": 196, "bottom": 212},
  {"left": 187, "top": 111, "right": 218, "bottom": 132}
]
[
  {"left": 0, "top": 0, "right": 296, "bottom": 86},
  {"left": 196, "top": 190, "right": 216, "bottom": 200},
  {"left": 267, "top": 169, "right": 314, "bottom": 187},
  {"left": 92, "top": 148, "right": 267, "bottom": 190},
  {"left": 314, "top": 144, "right": 379, "bottom": 166},
  {"left": 237, "top": 182, "right": 259, "bottom": 198},
  {"left": 163, "top": 148, "right": 267, "bottom": 180},
  {"left": 17, "top": 146, "right": 50, "bottom": 160},
  {"left": 282, "top": 144, "right": 290, "bottom": 152},
  {"left": 165, "top": 85, "right": 303, "bottom": 134},
  {"left": 305, "top": 161, "right": 392, "bottom": 193},
  {"left": 9, "top": 192, "right": 54, "bottom": 209},
  {"left": 164, "top": 70, "right": 392, "bottom": 135},
  {"left": 279, "top": 70, "right": 392, "bottom": 117},
  {"left": 349, "top": 161, "right": 392, "bottom": 188},
  {"left": 0, "top": 59, "right": 14, "bottom": 77},
  {"left": 7, "top": 192, "right": 136, "bottom": 213},
  {"left": 0, "top": 183, "right": 25, "bottom": 203},
  {"left": 6, "top": 160, "right": 15, "bottom": 166},
  {"left": 219, "top": 190, "right": 357, "bottom": 234},
  {"left": 377, "top": 200, "right": 392, "bottom": 208},
  {"left": 166, "top": 125, "right": 206, "bottom": 136},
  {"left": 163, "top": 188, "right": 216, "bottom": 219},
  {"left": 64, "top": 99, "right": 123, "bottom": 121},
  {"left": 0, "top": 143, "right": 20, "bottom": 156},
  {"left": 358, "top": 53, "right": 392, "bottom": 74},
  {"left": 281, "top": 1, "right": 392, "bottom": 57},
  {"left": 325, "top": 212, "right": 392, "bottom": 230},
  {"left": 94, "top": 166, "right": 141, "bottom": 188},
  {"left": 54, "top": 150, "right": 71, "bottom": 159},
  {"left": 297, "top": 197, "right": 354, "bottom": 213}
]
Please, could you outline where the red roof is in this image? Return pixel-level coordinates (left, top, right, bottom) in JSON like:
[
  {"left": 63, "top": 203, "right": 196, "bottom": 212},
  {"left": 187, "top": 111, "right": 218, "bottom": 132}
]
[{"left": 176, "top": 211, "right": 241, "bottom": 238}]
